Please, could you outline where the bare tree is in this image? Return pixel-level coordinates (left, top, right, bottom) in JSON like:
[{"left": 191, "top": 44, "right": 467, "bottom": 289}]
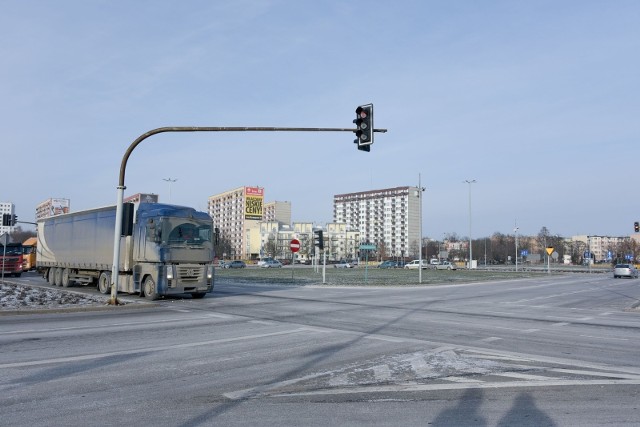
[{"left": 9, "top": 226, "right": 36, "bottom": 244}]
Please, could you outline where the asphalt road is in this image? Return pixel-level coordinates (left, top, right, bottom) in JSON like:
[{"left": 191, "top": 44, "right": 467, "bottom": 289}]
[{"left": 1, "top": 272, "right": 640, "bottom": 426}]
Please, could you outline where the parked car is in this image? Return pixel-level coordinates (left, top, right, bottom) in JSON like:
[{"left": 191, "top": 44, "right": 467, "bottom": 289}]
[
  {"left": 334, "top": 260, "right": 353, "bottom": 268},
  {"left": 261, "top": 259, "right": 283, "bottom": 268},
  {"left": 429, "top": 258, "right": 440, "bottom": 266},
  {"left": 257, "top": 257, "right": 275, "bottom": 267},
  {"left": 404, "top": 260, "right": 428, "bottom": 270},
  {"left": 225, "top": 260, "right": 246, "bottom": 269},
  {"left": 435, "top": 261, "right": 457, "bottom": 270},
  {"left": 378, "top": 260, "right": 397, "bottom": 269},
  {"left": 613, "top": 264, "right": 638, "bottom": 278}
]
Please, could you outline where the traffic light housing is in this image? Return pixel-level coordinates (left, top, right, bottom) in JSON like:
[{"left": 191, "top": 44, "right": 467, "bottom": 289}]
[
  {"left": 354, "top": 104, "right": 373, "bottom": 151},
  {"left": 11, "top": 215, "right": 17, "bottom": 226},
  {"left": 2, "top": 213, "right": 10, "bottom": 227},
  {"left": 314, "top": 230, "right": 324, "bottom": 250},
  {"left": 635, "top": 221, "right": 639, "bottom": 233}
]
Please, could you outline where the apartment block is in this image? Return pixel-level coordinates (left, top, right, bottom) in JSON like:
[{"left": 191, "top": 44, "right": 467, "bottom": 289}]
[
  {"left": 208, "top": 187, "right": 264, "bottom": 259},
  {"left": 35, "top": 198, "right": 70, "bottom": 221},
  {"left": 334, "top": 186, "right": 421, "bottom": 259}
]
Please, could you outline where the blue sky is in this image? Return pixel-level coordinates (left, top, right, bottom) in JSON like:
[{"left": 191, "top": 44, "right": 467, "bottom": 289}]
[{"left": 2, "top": 1, "right": 639, "bottom": 239}]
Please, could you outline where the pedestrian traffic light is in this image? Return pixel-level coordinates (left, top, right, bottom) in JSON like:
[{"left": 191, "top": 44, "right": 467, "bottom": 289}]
[
  {"left": 353, "top": 104, "right": 373, "bottom": 151},
  {"left": 313, "top": 230, "right": 324, "bottom": 250},
  {"left": 2, "top": 214, "right": 10, "bottom": 227},
  {"left": 635, "top": 221, "right": 639, "bottom": 233}
]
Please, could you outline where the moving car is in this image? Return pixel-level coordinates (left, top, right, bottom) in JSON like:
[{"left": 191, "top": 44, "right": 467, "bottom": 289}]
[
  {"left": 225, "top": 260, "right": 246, "bottom": 269},
  {"left": 435, "top": 261, "right": 457, "bottom": 270},
  {"left": 613, "top": 264, "right": 638, "bottom": 278},
  {"left": 261, "top": 259, "right": 283, "bottom": 268}
]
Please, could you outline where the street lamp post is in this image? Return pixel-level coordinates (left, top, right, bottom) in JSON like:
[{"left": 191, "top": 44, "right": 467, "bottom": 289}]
[
  {"left": 415, "top": 174, "right": 426, "bottom": 283},
  {"left": 514, "top": 223, "right": 519, "bottom": 272},
  {"left": 163, "top": 178, "right": 177, "bottom": 203},
  {"left": 464, "top": 180, "right": 476, "bottom": 269}
]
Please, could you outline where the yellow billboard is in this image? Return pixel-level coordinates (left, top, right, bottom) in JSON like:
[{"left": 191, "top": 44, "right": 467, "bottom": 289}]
[{"left": 244, "top": 187, "right": 264, "bottom": 220}]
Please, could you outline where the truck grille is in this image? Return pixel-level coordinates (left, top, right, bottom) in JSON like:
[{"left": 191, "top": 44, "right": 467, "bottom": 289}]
[{"left": 176, "top": 266, "right": 204, "bottom": 283}]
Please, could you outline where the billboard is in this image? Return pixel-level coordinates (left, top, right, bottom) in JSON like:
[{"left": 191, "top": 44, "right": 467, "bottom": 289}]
[
  {"left": 50, "top": 198, "right": 70, "bottom": 216},
  {"left": 244, "top": 187, "right": 264, "bottom": 220}
]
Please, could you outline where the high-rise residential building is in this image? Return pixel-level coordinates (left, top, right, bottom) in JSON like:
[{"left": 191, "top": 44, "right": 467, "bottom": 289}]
[
  {"left": 208, "top": 186, "right": 265, "bottom": 259},
  {"left": 264, "top": 201, "right": 291, "bottom": 224},
  {"left": 35, "top": 198, "right": 70, "bottom": 221},
  {"left": 333, "top": 186, "right": 421, "bottom": 259},
  {"left": 1, "top": 202, "right": 16, "bottom": 235}
]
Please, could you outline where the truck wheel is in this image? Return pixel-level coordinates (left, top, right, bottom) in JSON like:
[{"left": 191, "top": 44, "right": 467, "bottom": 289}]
[
  {"left": 54, "top": 268, "right": 63, "bottom": 287},
  {"left": 143, "top": 277, "right": 158, "bottom": 301},
  {"left": 61, "top": 268, "right": 72, "bottom": 287},
  {"left": 47, "top": 268, "right": 56, "bottom": 286},
  {"left": 98, "top": 272, "right": 111, "bottom": 294}
]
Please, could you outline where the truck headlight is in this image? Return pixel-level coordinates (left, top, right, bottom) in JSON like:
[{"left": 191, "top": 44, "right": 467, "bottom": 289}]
[
  {"left": 166, "top": 265, "right": 175, "bottom": 280},
  {"left": 207, "top": 265, "right": 214, "bottom": 280}
]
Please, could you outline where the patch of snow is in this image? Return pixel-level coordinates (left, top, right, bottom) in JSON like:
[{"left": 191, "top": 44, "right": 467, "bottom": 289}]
[{"left": 0, "top": 282, "right": 109, "bottom": 310}]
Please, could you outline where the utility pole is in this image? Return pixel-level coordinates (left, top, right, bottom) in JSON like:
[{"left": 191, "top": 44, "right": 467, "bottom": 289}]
[{"left": 464, "top": 180, "right": 476, "bottom": 269}]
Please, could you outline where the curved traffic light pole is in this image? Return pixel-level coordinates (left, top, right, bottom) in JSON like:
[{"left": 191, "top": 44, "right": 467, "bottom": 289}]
[{"left": 110, "top": 125, "right": 387, "bottom": 304}]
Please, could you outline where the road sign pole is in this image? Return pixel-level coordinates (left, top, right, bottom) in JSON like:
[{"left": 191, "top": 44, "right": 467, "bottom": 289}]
[
  {"left": 290, "top": 238, "right": 301, "bottom": 280},
  {"left": 323, "top": 251, "right": 326, "bottom": 284}
]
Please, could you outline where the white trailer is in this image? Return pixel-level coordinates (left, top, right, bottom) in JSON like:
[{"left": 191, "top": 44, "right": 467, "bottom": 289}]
[{"left": 37, "top": 202, "right": 215, "bottom": 300}]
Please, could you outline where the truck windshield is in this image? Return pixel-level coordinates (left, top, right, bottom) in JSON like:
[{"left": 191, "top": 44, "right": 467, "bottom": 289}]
[
  {"left": 1, "top": 245, "right": 23, "bottom": 255},
  {"left": 162, "top": 219, "right": 213, "bottom": 246}
]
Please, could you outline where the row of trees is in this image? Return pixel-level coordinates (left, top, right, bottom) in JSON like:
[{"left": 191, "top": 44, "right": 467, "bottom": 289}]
[{"left": 418, "top": 227, "right": 638, "bottom": 265}]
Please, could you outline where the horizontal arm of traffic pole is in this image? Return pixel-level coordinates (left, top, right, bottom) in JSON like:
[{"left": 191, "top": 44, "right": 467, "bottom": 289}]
[{"left": 119, "top": 126, "right": 387, "bottom": 186}]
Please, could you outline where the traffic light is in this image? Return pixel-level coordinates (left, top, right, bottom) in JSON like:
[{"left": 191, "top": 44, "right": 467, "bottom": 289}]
[
  {"left": 354, "top": 104, "right": 373, "bottom": 151},
  {"left": 2, "top": 214, "right": 10, "bottom": 227},
  {"left": 635, "top": 221, "right": 639, "bottom": 233},
  {"left": 11, "top": 215, "right": 17, "bottom": 226},
  {"left": 313, "top": 230, "right": 324, "bottom": 250}
]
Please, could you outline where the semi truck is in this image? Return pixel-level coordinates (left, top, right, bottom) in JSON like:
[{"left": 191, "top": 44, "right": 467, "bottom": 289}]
[
  {"left": 1, "top": 242, "right": 24, "bottom": 277},
  {"left": 37, "top": 202, "right": 215, "bottom": 300},
  {"left": 22, "top": 237, "right": 37, "bottom": 271}
]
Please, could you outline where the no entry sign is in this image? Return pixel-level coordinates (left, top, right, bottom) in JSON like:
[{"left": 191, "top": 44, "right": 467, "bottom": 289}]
[{"left": 290, "top": 239, "right": 300, "bottom": 253}]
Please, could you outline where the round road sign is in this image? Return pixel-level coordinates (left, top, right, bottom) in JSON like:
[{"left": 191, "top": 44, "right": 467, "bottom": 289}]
[{"left": 290, "top": 239, "right": 300, "bottom": 253}]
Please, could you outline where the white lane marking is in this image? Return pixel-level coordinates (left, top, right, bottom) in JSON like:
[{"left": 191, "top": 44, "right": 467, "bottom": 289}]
[
  {"left": 551, "top": 322, "right": 570, "bottom": 327},
  {"left": 363, "top": 335, "right": 405, "bottom": 343},
  {"left": 551, "top": 368, "right": 640, "bottom": 380},
  {"left": 579, "top": 334, "right": 629, "bottom": 342},
  {"left": 0, "top": 314, "right": 232, "bottom": 336},
  {"left": 249, "top": 320, "right": 276, "bottom": 325},
  {"left": 498, "top": 372, "right": 552, "bottom": 381},
  {"left": 442, "top": 376, "right": 484, "bottom": 383},
  {"left": 266, "top": 379, "right": 640, "bottom": 399},
  {"left": 0, "top": 328, "right": 312, "bottom": 369},
  {"left": 479, "top": 337, "right": 502, "bottom": 343}
]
